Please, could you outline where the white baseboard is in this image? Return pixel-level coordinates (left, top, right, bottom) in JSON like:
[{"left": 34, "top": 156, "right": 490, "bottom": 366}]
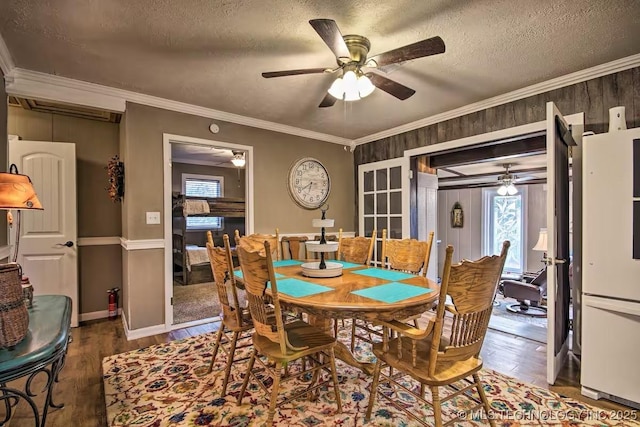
[
  {"left": 79, "top": 308, "right": 122, "bottom": 322},
  {"left": 121, "top": 313, "right": 167, "bottom": 341}
]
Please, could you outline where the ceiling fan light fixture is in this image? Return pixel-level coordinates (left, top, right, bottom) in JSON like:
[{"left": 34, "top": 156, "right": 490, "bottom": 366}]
[
  {"left": 506, "top": 183, "right": 518, "bottom": 195},
  {"left": 328, "top": 70, "right": 375, "bottom": 101},
  {"left": 497, "top": 184, "right": 508, "bottom": 196},
  {"left": 357, "top": 74, "right": 375, "bottom": 98},
  {"left": 327, "top": 77, "right": 344, "bottom": 99},
  {"left": 231, "top": 151, "right": 245, "bottom": 168}
]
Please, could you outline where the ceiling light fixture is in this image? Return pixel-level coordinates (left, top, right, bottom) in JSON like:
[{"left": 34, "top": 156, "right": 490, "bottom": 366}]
[
  {"left": 497, "top": 164, "right": 518, "bottom": 196},
  {"left": 231, "top": 151, "right": 245, "bottom": 168},
  {"left": 327, "top": 68, "right": 375, "bottom": 101}
]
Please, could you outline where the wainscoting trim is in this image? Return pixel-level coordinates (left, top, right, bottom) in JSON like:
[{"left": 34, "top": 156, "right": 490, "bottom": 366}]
[
  {"left": 78, "top": 236, "right": 121, "bottom": 247},
  {"left": 120, "top": 238, "right": 165, "bottom": 251},
  {"left": 277, "top": 231, "right": 356, "bottom": 239},
  {"left": 4, "top": 67, "right": 350, "bottom": 145},
  {"left": 354, "top": 53, "right": 640, "bottom": 145}
]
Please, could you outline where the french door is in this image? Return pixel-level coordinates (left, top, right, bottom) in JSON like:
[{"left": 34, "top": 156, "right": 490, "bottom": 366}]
[{"left": 358, "top": 158, "right": 410, "bottom": 266}]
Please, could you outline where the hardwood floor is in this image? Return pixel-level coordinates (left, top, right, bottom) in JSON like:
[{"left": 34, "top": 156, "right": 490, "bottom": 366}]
[{"left": 3, "top": 316, "right": 632, "bottom": 426}]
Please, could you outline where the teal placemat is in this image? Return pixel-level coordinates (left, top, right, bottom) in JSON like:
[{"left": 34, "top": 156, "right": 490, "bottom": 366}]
[
  {"left": 273, "top": 260, "right": 304, "bottom": 267},
  {"left": 334, "top": 260, "right": 364, "bottom": 269},
  {"left": 351, "top": 283, "right": 433, "bottom": 303},
  {"left": 352, "top": 268, "right": 416, "bottom": 282},
  {"left": 267, "top": 278, "right": 332, "bottom": 298},
  {"left": 234, "top": 270, "right": 284, "bottom": 279}
]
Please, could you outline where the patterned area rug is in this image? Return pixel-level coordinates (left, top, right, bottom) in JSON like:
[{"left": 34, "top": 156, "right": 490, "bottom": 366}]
[{"left": 103, "top": 328, "right": 636, "bottom": 426}]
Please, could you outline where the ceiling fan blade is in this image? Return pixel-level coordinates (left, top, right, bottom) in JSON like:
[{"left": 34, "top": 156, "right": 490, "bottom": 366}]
[
  {"left": 368, "top": 73, "right": 416, "bottom": 100},
  {"left": 319, "top": 93, "right": 338, "bottom": 108},
  {"left": 309, "top": 19, "right": 351, "bottom": 60},
  {"left": 369, "top": 36, "right": 445, "bottom": 68},
  {"left": 261, "top": 68, "right": 328, "bottom": 78}
]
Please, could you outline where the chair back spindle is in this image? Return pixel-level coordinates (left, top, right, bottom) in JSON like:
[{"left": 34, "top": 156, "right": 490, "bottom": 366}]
[
  {"left": 236, "top": 240, "right": 288, "bottom": 355},
  {"left": 428, "top": 241, "right": 510, "bottom": 376},
  {"left": 206, "top": 233, "right": 244, "bottom": 327}
]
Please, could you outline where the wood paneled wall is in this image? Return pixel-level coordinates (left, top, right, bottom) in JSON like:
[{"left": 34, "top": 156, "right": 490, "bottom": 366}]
[
  {"left": 437, "top": 184, "right": 547, "bottom": 276},
  {"left": 355, "top": 67, "right": 640, "bottom": 165}
]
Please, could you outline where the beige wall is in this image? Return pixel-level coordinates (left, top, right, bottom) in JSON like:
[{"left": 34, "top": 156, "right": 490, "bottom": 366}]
[
  {"left": 171, "top": 162, "right": 245, "bottom": 198},
  {"left": 122, "top": 102, "right": 355, "bottom": 329},
  {"left": 7, "top": 106, "right": 122, "bottom": 315},
  {"left": 437, "top": 183, "right": 546, "bottom": 275}
]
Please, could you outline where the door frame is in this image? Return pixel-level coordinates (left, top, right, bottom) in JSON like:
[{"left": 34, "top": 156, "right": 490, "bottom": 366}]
[
  {"left": 403, "top": 113, "right": 584, "bottom": 384},
  {"left": 162, "top": 133, "right": 254, "bottom": 330}
]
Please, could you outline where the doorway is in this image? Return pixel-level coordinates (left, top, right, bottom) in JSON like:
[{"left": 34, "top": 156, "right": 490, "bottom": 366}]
[
  {"left": 162, "top": 134, "right": 253, "bottom": 330},
  {"left": 403, "top": 108, "right": 584, "bottom": 384}
]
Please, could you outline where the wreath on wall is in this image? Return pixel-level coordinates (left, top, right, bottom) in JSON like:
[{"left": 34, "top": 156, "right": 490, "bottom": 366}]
[{"left": 106, "top": 155, "right": 125, "bottom": 202}]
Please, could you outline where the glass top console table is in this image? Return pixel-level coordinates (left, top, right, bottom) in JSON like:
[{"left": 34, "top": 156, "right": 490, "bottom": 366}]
[{"left": 0, "top": 295, "right": 72, "bottom": 426}]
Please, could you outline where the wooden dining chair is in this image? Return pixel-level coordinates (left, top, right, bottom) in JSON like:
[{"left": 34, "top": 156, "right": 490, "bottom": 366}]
[
  {"left": 351, "top": 230, "right": 435, "bottom": 351},
  {"left": 280, "top": 235, "right": 309, "bottom": 260},
  {"left": 336, "top": 228, "right": 376, "bottom": 265},
  {"left": 205, "top": 233, "right": 253, "bottom": 397},
  {"left": 236, "top": 241, "right": 342, "bottom": 426},
  {"left": 333, "top": 228, "right": 378, "bottom": 341},
  {"left": 234, "top": 228, "right": 281, "bottom": 260},
  {"left": 381, "top": 229, "right": 434, "bottom": 277},
  {"left": 366, "top": 241, "right": 510, "bottom": 427}
]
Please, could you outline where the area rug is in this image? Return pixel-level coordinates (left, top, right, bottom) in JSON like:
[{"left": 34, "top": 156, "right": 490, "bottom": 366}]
[
  {"left": 172, "top": 282, "right": 221, "bottom": 325},
  {"left": 103, "top": 329, "right": 637, "bottom": 427}
]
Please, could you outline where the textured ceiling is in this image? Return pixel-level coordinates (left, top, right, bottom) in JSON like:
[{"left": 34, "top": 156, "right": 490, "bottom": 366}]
[{"left": 1, "top": 0, "right": 639, "bottom": 140}]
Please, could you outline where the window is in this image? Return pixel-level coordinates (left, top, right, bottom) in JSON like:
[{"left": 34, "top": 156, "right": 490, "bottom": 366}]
[
  {"left": 482, "top": 188, "right": 527, "bottom": 273},
  {"left": 182, "top": 173, "right": 224, "bottom": 230}
]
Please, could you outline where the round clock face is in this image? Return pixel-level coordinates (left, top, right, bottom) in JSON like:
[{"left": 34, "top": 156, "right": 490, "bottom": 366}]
[{"left": 287, "top": 157, "right": 331, "bottom": 209}]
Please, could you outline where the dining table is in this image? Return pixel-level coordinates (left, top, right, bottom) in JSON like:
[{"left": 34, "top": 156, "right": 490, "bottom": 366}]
[{"left": 234, "top": 259, "right": 439, "bottom": 375}]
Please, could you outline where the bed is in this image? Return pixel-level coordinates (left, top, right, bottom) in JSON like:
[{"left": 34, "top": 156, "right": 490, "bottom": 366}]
[{"left": 172, "top": 195, "right": 245, "bottom": 284}]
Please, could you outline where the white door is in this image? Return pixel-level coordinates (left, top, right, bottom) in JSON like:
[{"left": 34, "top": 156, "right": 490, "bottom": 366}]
[
  {"left": 417, "top": 172, "right": 438, "bottom": 281},
  {"left": 358, "top": 157, "right": 410, "bottom": 266},
  {"left": 9, "top": 140, "right": 79, "bottom": 327},
  {"left": 545, "top": 103, "right": 575, "bottom": 384}
]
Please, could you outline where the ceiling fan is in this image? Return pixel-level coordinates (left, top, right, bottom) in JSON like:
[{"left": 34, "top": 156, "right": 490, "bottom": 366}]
[{"left": 261, "top": 19, "right": 446, "bottom": 107}]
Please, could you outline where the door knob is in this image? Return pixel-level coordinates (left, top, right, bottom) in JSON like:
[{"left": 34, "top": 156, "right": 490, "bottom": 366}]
[{"left": 56, "top": 241, "right": 74, "bottom": 248}]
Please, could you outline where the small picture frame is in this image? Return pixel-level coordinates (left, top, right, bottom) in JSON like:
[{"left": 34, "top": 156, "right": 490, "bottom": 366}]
[{"left": 451, "top": 202, "right": 463, "bottom": 228}]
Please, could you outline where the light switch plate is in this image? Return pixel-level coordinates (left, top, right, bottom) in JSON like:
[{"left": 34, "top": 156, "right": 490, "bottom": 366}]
[{"left": 146, "top": 212, "right": 161, "bottom": 225}]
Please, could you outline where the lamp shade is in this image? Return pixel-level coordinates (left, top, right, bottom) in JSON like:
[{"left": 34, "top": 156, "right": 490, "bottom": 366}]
[
  {"left": 0, "top": 170, "right": 43, "bottom": 210},
  {"left": 532, "top": 228, "right": 548, "bottom": 252}
]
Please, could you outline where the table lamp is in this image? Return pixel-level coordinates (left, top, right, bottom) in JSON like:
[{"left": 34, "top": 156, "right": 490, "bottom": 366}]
[
  {"left": 532, "top": 227, "right": 548, "bottom": 265},
  {"left": 0, "top": 164, "right": 43, "bottom": 348}
]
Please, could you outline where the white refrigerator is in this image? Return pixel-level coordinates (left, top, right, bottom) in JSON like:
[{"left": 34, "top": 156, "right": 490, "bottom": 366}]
[{"left": 581, "top": 127, "right": 640, "bottom": 407}]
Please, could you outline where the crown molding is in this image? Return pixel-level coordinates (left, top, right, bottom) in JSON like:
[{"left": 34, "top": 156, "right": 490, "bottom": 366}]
[
  {"left": 0, "top": 32, "right": 15, "bottom": 76},
  {"left": 4, "top": 68, "right": 352, "bottom": 145},
  {"left": 354, "top": 53, "right": 640, "bottom": 145}
]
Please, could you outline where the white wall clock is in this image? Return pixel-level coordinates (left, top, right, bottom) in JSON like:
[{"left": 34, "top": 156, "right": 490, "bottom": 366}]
[{"left": 287, "top": 157, "right": 331, "bottom": 209}]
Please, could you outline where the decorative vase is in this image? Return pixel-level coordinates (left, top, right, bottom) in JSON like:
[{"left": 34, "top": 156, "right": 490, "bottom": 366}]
[
  {"left": 608, "top": 106, "right": 627, "bottom": 132},
  {"left": 0, "top": 264, "right": 29, "bottom": 348}
]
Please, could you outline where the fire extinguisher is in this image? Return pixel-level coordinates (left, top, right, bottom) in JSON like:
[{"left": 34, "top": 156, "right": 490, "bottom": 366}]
[{"left": 107, "top": 287, "right": 120, "bottom": 319}]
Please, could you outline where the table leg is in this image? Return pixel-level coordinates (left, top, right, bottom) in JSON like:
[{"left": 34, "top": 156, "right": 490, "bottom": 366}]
[{"left": 307, "top": 315, "right": 375, "bottom": 375}]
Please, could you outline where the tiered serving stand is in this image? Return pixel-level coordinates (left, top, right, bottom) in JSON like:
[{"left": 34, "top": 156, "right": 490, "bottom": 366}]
[{"left": 301, "top": 209, "right": 342, "bottom": 278}]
